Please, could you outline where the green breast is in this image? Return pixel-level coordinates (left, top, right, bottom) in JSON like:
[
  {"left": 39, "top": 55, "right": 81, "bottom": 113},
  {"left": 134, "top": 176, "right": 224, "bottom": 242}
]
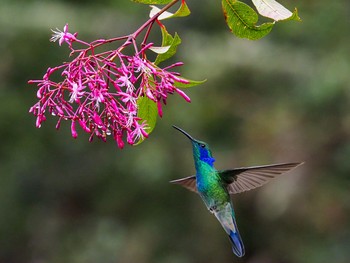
[{"left": 196, "top": 161, "right": 229, "bottom": 203}]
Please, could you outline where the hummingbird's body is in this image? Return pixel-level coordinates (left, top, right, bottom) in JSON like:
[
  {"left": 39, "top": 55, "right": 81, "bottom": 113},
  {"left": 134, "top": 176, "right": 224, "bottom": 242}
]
[{"left": 171, "top": 126, "right": 302, "bottom": 257}]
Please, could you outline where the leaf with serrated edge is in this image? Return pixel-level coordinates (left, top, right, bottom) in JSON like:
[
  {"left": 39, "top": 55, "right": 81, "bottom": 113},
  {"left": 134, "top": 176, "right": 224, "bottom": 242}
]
[
  {"left": 135, "top": 96, "right": 158, "bottom": 145},
  {"left": 222, "top": 0, "right": 274, "bottom": 40},
  {"left": 252, "top": 0, "right": 297, "bottom": 21}
]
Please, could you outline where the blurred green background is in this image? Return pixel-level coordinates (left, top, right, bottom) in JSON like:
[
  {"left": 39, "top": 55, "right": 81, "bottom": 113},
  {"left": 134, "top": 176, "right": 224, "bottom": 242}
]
[{"left": 1, "top": 0, "right": 350, "bottom": 262}]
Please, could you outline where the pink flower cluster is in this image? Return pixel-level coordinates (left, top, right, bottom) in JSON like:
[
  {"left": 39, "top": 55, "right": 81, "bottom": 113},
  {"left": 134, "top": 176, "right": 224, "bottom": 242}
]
[{"left": 29, "top": 24, "right": 191, "bottom": 148}]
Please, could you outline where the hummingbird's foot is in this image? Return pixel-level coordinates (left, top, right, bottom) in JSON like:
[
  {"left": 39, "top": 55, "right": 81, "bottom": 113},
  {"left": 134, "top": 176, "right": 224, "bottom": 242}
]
[{"left": 209, "top": 205, "right": 218, "bottom": 213}]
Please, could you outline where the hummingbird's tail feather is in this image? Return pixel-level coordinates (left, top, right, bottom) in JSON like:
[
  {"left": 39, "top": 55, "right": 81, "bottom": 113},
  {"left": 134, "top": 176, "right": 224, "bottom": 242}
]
[
  {"left": 214, "top": 203, "right": 245, "bottom": 257},
  {"left": 228, "top": 226, "right": 245, "bottom": 257}
]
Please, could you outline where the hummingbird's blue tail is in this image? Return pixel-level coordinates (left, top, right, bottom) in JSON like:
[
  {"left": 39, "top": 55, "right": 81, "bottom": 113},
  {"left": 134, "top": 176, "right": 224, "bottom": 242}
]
[
  {"left": 214, "top": 203, "right": 245, "bottom": 257},
  {"left": 228, "top": 226, "right": 245, "bottom": 257}
]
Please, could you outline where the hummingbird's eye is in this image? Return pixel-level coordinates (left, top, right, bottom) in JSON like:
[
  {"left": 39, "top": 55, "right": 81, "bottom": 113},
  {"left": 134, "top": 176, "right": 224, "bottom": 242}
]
[{"left": 200, "top": 143, "right": 206, "bottom": 148}]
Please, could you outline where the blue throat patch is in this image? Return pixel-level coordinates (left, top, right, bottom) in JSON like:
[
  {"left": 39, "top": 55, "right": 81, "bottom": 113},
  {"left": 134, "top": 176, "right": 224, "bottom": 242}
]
[
  {"left": 199, "top": 147, "right": 215, "bottom": 167},
  {"left": 203, "top": 157, "right": 215, "bottom": 166}
]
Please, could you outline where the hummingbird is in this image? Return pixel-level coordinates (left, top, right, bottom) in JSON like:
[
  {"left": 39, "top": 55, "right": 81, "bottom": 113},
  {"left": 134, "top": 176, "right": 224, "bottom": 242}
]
[{"left": 170, "top": 125, "right": 303, "bottom": 257}]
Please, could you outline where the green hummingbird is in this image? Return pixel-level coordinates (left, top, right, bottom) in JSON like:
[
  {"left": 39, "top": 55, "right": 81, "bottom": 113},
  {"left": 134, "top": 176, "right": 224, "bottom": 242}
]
[{"left": 170, "top": 126, "right": 303, "bottom": 257}]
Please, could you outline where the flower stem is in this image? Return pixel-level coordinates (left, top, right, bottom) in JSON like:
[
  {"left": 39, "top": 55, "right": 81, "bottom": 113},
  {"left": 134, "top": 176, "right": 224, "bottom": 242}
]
[
  {"left": 131, "top": 0, "right": 181, "bottom": 39},
  {"left": 91, "top": 0, "right": 181, "bottom": 61}
]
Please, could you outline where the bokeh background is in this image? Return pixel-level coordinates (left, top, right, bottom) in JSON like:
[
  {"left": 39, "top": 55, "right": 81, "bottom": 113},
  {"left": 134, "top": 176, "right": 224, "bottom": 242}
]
[{"left": 1, "top": 0, "right": 350, "bottom": 262}]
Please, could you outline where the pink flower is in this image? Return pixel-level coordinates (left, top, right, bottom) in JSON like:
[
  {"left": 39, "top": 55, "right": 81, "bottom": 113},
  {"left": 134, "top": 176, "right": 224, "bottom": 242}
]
[
  {"left": 69, "top": 81, "right": 85, "bottom": 103},
  {"left": 50, "top": 24, "right": 77, "bottom": 47},
  {"left": 71, "top": 120, "right": 78, "bottom": 138},
  {"left": 127, "top": 121, "right": 149, "bottom": 145},
  {"left": 29, "top": 24, "right": 192, "bottom": 148}
]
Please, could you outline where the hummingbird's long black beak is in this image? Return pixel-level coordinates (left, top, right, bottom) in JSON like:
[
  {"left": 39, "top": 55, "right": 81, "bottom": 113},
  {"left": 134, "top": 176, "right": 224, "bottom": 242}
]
[{"left": 172, "top": 125, "right": 195, "bottom": 142}]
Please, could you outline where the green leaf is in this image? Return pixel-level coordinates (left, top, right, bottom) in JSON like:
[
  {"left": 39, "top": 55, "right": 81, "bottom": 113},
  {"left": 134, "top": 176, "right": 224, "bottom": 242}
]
[
  {"left": 154, "top": 26, "right": 182, "bottom": 65},
  {"left": 132, "top": 0, "right": 172, "bottom": 4},
  {"left": 149, "top": 1, "right": 190, "bottom": 20},
  {"left": 283, "top": 8, "right": 301, "bottom": 22},
  {"left": 135, "top": 96, "right": 158, "bottom": 145},
  {"left": 171, "top": 0, "right": 191, "bottom": 18},
  {"left": 174, "top": 77, "right": 206, "bottom": 88},
  {"left": 222, "top": 0, "right": 274, "bottom": 40},
  {"left": 251, "top": 0, "right": 301, "bottom": 22}
]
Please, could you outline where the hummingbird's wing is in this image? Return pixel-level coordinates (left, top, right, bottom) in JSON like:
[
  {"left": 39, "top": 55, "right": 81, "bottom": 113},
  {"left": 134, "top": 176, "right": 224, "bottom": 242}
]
[
  {"left": 169, "top": 176, "right": 197, "bottom": 193},
  {"left": 170, "top": 163, "right": 303, "bottom": 194},
  {"left": 219, "top": 162, "right": 303, "bottom": 194}
]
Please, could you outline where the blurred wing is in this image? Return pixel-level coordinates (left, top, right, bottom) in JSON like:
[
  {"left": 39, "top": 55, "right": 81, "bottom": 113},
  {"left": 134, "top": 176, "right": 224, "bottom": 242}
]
[
  {"left": 170, "top": 176, "right": 198, "bottom": 193},
  {"left": 219, "top": 162, "right": 303, "bottom": 194}
]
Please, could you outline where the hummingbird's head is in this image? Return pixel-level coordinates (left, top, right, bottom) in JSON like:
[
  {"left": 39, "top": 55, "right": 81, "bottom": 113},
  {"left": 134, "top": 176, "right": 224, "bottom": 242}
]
[{"left": 173, "top": 125, "right": 215, "bottom": 166}]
